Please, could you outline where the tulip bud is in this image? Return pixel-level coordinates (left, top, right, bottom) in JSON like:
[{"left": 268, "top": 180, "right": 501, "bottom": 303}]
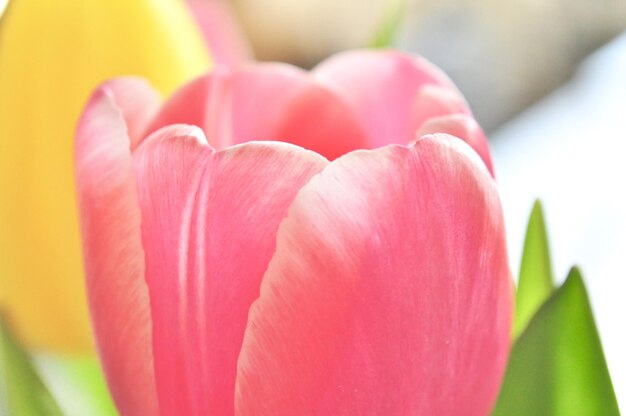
[{"left": 0, "top": 0, "right": 210, "bottom": 353}]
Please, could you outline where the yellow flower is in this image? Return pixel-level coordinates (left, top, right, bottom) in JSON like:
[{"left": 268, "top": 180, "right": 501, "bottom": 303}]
[{"left": 0, "top": 0, "right": 210, "bottom": 353}]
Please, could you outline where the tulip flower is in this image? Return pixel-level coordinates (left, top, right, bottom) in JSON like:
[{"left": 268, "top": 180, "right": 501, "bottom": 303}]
[
  {"left": 76, "top": 50, "right": 511, "bottom": 415},
  {"left": 0, "top": 0, "right": 210, "bottom": 352}
]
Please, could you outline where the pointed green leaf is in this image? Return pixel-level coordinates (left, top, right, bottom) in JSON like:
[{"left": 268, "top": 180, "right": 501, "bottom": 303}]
[
  {"left": 0, "top": 315, "right": 63, "bottom": 415},
  {"left": 368, "top": 0, "right": 407, "bottom": 48},
  {"left": 493, "top": 268, "right": 620, "bottom": 415},
  {"left": 514, "top": 200, "right": 555, "bottom": 337},
  {"left": 35, "top": 354, "right": 117, "bottom": 416}
]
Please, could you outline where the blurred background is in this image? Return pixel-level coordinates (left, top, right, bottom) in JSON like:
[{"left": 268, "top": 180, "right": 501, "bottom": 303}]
[
  {"left": 233, "top": 0, "right": 626, "bottom": 131},
  {"left": 1, "top": 0, "right": 625, "bottom": 412}
]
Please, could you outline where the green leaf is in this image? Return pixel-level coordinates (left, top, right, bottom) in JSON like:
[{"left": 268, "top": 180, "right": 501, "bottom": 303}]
[
  {"left": 493, "top": 268, "right": 620, "bottom": 415},
  {"left": 514, "top": 200, "right": 555, "bottom": 337},
  {"left": 34, "top": 354, "right": 117, "bottom": 416},
  {"left": 0, "top": 314, "right": 63, "bottom": 415},
  {"left": 368, "top": 0, "right": 407, "bottom": 48}
]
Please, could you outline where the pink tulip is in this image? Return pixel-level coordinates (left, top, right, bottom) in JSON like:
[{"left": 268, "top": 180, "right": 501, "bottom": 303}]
[{"left": 75, "top": 50, "right": 512, "bottom": 416}]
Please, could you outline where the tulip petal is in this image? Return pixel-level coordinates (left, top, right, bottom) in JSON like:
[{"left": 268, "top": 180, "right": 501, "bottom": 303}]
[
  {"left": 208, "top": 65, "right": 313, "bottom": 148},
  {"left": 411, "top": 83, "right": 469, "bottom": 132},
  {"left": 133, "top": 132, "right": 328, "bottom": 415},
  {"left": 236, "top": 136, "right": 512, "bottom": 416},
  {"left": 148, "top": 64, "right": 369, "bottom": 158},
  {"left": 268, "top": 77, "right": 371, "bottom": 160},
  {"left": 313, "top": 50, "right": 469, "bottom": 147},
  {"left": 75, "top": 89, "right": 157, "bottom": 416},
  {"left": 416, "top": 114, "right": 494, "bottom": 176},
  {"left": 145, "top": 75, "right": 213, "bottom": 142},
  {"left": 97, "top": 78, "right": 161, "bottom": 149}
]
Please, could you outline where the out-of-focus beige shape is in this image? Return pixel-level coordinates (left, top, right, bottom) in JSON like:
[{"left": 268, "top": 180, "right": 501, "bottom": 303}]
[
  {"left": 399, "top": 0, "right": 626, "bottom": 130},
  {"left": 232, "top": 0, "right": 625, "bottom": 129},
  {"left": 232, "top": 0, "right": 402, "bottom": 66}
]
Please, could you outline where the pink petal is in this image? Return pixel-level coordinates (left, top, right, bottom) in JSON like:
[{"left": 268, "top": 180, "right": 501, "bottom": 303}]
[
  {"left": 236, "top": 136, "right": 512, "bottom": 415},
  {"left": 97, "top": 78, "right": 161, "bottom": 149},
  {"left": 411, "top": 84, "right": 469, "bottom": 132},
  {"left": 267, "top": 79, "right": 370, "bottom": 160},
  {"left": 133, "top": 131, "right": 328, "bottom": 415},
  {"left": 148, "top": 64, "right": 369, "bottom": 158},
  {"left": 212, "top": 64, "right": 311, "bottom": 147},
  {"left": 186, "top": 0, "right": 253, "bottom": 66},
  {"left": 313, "top": 50, "right": 470, "bottom": 148},
  {"left": 416, "top": 114, "right": 495, "bottom": 176},
  {"left": 75, "top": 88, "right": 157, "bottom": 416},
  {"left": 145, "top": 75, "right": 212, "bottom": 143}
]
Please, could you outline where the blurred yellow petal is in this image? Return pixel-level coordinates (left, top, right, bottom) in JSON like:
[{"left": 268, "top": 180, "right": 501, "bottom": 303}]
[{"left": 0, "top": 0, "right": 210, "bottom": 353}]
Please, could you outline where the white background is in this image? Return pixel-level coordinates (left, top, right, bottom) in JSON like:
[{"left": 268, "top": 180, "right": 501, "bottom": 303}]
[{"left": 491, "top": 33, "right": 626, "bottom": 407}]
